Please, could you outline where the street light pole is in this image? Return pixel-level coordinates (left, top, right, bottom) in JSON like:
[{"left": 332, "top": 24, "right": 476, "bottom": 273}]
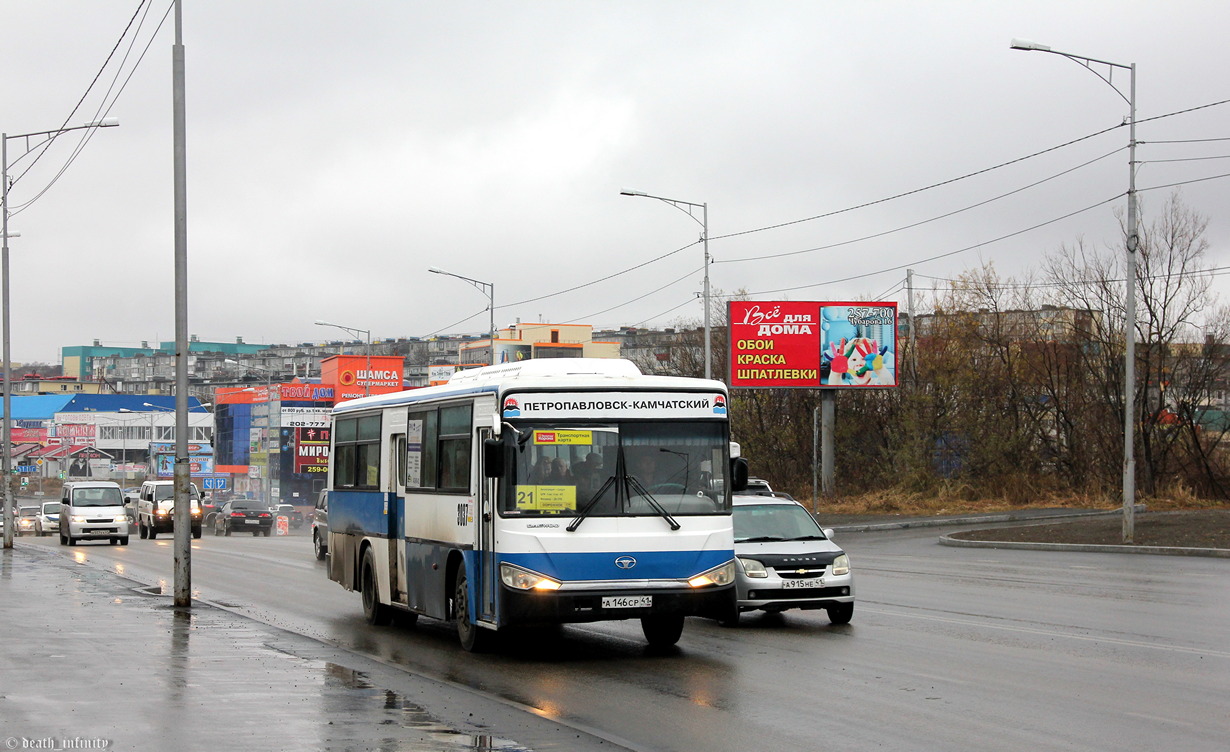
[
  {"left": 314, "top": 321, "right": 372, "bottom": 395},
  {"left": 427, "top": 268, "right": 495, "bottom": 365},
  {"left": 1011, "top": 38, "right": 1138, "bottom": 543},
  {"left": 620, "top": 189, "right": 711, "bottom": 380},
  {"left": 2, "top": 117, "right": 119, "bottom": 549}
]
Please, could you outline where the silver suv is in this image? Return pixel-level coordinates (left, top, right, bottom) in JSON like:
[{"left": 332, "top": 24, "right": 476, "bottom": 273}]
[{"left": 136, "top": 480, "right": 203, "bottom": 539}]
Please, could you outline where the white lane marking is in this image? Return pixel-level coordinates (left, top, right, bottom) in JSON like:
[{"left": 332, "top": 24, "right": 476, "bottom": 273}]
[{"left": 858, "top": 604, "right": 1230, "bottom": 659}]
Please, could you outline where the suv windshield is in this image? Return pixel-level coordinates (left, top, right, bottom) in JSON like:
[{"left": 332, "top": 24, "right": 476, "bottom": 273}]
[
  {"left": 153, "top": 484, "right": 201, "bottom": 501},
  {"left": 71, "top": 487, "right": 124, "bottom": 507},
  {"left": 502, "top": 421, "right": 730, "bottom": 519}
]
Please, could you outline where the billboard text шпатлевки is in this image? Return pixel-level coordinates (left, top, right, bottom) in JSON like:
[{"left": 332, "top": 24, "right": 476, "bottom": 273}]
[{"left": 729, "top": 301, "right": 898, "bottom": 389}]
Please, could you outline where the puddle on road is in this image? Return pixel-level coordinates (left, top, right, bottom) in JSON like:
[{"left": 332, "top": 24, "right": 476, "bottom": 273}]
[{"left": 324, "top": 663, "right": 531, "bottom": 752}]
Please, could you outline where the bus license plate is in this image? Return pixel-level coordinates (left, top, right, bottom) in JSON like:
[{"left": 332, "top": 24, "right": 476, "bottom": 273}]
[
  {"left": 602, "top": 596, "right": 652, "bottom": 609},
  {"left": 781, "top": 577, "right": 824, "bottom": 589}
]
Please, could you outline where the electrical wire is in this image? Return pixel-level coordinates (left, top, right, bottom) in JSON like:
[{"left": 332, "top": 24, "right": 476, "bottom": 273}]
[
  {"left": 1143, "top": 155, "right": 1230, "bottom": 165},
  {"left": 913, "top": 265, "right": 1230, "bottom": 290},
  {"left": 499, "top": 239, "right": 700, "bottom": 309},
  {"left": 710, "top": 194, "right": 1121, "bottom": 299},
  {"left": 9, "top": 0, "right": 151, "bottom": 189},
  {"left": 424, "top": 306, "right": 491, "bottom": 338},
  {"left": 11, "top": 2, "right": 170, "bottom": 216},
  {"left": 709, "top": 98, "right": 1230, "bottom": 244},
  {"left": 561, "top": 266, "right": 703, "bottom": 325},
  {"left": 717, "top": 146, "right": 1125, "bottom": 265}
]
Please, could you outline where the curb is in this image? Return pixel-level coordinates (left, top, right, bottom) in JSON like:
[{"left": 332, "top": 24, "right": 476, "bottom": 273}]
[
  {"left": 937, "top": 532, "right": 1230, "bottom": 558},
  {"left": 828, "top": 508, "right": 1127, "bottom": 534}
]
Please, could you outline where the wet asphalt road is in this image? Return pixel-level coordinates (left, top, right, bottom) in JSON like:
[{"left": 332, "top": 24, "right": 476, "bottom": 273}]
[{"left": 14, "top": 520, "right": 1230, "bottom": 752}]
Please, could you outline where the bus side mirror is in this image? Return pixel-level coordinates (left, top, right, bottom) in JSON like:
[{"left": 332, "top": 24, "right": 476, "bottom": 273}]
[
  {"left": 483, "top": 438, "right": 505, "bottom": 478},
  {"left": 730, "top": 457, "right": 749, "bottom": 492}
]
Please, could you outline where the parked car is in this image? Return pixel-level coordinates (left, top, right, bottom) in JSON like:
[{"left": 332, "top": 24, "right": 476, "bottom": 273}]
[
  {"left": 743, "top": 477, "right": 796, "bottom": 500},
  {"left": 311, "top": 489, "right": 329, "bottom": 561},
  {"left": 123, "top": 487, "right": 141, "bottom": 523},
  {"left": 35, "top": 501, "right": 61, "bottom": 537},
  {"left": 721, "top": 494, "right": 854, "bottom": 626},
  {"left": 59, "top": 481, "right": 130, "bottom": 546},
  {"left": 202, "top": 493, "right": 231, "bottom": 528},
  {"left": 276, "top": 504, "right": 304, "bottom": 530},
  {"left": 16, "top": 506, "right": 40, "bottom": 536},
  {"left": 136, "top": 480, "right": 203, "bottom": 539},
  {"left": 213, "top": 499, "right": 274, "bottom": 537}
]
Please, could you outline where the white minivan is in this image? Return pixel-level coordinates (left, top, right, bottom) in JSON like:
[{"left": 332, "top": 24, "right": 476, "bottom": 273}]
[{"left": 60, "top": 481, "right": 130, "bottom": 546}]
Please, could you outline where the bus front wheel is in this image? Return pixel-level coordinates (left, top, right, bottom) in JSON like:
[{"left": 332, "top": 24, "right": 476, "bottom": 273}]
[{"left": 641, "top": 615, "right": 685, "bottom": 648}]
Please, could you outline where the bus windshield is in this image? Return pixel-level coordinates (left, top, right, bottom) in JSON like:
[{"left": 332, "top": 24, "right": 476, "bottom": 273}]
[{"left": 503, "top": 421, "right": 730, "bottom": 518}]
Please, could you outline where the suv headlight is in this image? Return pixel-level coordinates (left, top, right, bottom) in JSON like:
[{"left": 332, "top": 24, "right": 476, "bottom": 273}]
[
  {"left": 737, "top": 557, "right": 768, "bottom": 578},
  {"left": 499, "top": 563, "right": 561, "bottom": 591},
  {"left": 113, "top": 516, "right": 128, "bottom": 524},
  {"left": 71, "top": 515, "right": 89, "bottom": 523},
  {"left": 689, "top": 560, "right": 736, "bottom": 588},
  {"left": 832, "top": 553, "right": 850, "bottom": 576}
]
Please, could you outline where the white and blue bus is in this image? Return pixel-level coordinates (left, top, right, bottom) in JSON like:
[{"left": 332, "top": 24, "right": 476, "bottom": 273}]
[{"left": 326, "top": 358, "right": 746, "bottom": 650}]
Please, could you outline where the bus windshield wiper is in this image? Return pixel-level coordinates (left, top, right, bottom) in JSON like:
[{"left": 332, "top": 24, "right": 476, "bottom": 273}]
[
  {"left": 566, "top": 474, "right": 617, "bottom": 532},
  {"left": 626, "top": 474, "right": 681, "bottom": 531}
]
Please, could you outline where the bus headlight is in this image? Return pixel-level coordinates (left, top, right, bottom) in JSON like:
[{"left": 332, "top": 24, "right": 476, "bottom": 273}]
[
  {"left": 688, "top": 561, "right": 736, "bottom": 588},
  {"left": 832, "top": 554, "right": 850, "bottom": 576},
  {"left": 500, "top": 563, "right": 561, "bottom": 591},
  {"left": 737, "top": 557, "right": 768, "bottom": 578}
]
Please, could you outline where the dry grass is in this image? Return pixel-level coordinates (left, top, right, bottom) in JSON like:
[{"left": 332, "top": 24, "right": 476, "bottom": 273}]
[{"left": 803, "top": 484, "right": 1229, "bottom": 516}]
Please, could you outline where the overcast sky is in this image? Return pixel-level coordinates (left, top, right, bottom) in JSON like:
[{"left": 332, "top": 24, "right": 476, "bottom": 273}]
[{"left": 4, "top": 1, "right": 1229, "bottom": 364}]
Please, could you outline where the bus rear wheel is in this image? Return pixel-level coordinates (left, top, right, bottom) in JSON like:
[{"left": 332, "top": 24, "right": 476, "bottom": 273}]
[
  {"left": 641, "top": 615, "right": 685, "bottom": 648},
  {"left": 361, "top": 549, "right": 393, "bottom": 626},
  {"left": 454, "top": 570, "right": 494, "bottom": 652}
]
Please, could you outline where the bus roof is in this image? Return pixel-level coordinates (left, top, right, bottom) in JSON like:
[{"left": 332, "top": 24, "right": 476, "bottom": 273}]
[{"left": 332, "top": 358, "right": 727, "bottom": 414}]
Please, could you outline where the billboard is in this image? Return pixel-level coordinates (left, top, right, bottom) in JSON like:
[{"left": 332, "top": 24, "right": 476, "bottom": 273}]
[
  {"left": 150, "top": 441, "right": 215, "bottom": 477},
  {"left": 294, "top": 427, "right": 331, "bottom": 474},
  {"left": 729, "top": 301, "right": 898, "bottom": 389}
]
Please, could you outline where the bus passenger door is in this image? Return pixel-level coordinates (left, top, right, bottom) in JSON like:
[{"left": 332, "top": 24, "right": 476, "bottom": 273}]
[
  {"left": 387, "top": 434, "right": 405, "bottom": 605},
  {"left": 477, "top": 428, "right": 497, "bottom": 622}
]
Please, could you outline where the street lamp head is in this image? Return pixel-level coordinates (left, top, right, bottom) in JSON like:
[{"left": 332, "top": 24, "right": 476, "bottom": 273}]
[
  {"left": 620, "top": 189, "right": 648, "bottom": 197},
  {"left": 85, "top": 117, "right": 120, "bottom": 128},
  {"left": 427, "top": 267, "right": 444, "bottom": 275},
  {"left": 1010, "top": 38, "right": 1051, "bottom": 52}
]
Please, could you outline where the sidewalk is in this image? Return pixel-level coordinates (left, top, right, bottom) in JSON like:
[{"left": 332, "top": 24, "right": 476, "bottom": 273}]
[{"left": 0, "top": 545, "right": 615, "bottom": 752}]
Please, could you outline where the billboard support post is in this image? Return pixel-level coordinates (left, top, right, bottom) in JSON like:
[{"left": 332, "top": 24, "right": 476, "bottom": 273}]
[{"left": 821, "top": 390, "right": 836, "bottom": 500}]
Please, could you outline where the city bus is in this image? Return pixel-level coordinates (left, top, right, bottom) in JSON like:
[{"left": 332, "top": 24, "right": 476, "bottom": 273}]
[{"left": 326, "top": 358, "right": 745, "bottom": 651}]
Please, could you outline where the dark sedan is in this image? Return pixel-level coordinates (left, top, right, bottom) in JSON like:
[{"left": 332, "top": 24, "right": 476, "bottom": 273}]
[{"left": 213, "top": 500, "right": 274, "bottom": 537}]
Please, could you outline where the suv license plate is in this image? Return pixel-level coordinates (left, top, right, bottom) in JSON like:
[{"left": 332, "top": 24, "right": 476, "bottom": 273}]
[
  {"left": 602, "top": 596, "right": 652, "bottom": 609},
  {"left": 781, "top": 577, "right": 824, "bottom": 589}
]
